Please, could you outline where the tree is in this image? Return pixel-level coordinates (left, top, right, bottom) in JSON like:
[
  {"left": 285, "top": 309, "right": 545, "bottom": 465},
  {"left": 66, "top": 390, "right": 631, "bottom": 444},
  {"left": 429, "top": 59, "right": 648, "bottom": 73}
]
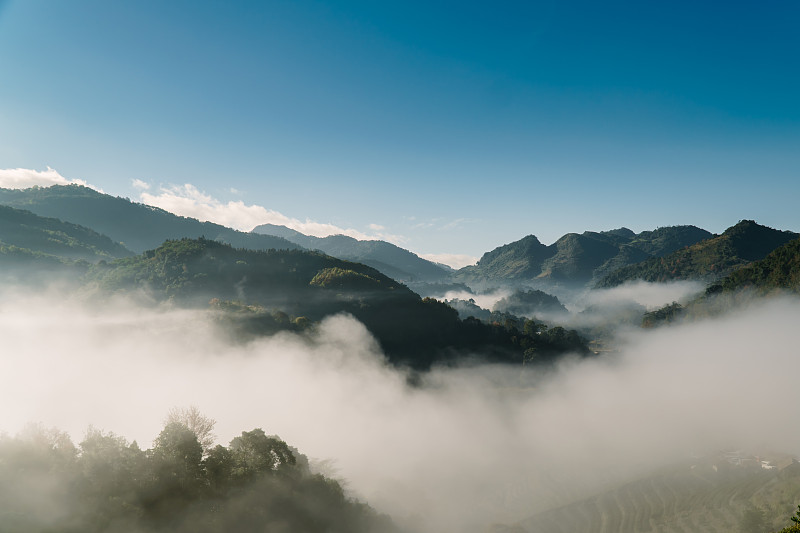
[
  {"left": 164, "top": 405, "right": 216, "bottom": 454},
  {"left": 229, "top": 429, "right": 296, "bottom": 480}
]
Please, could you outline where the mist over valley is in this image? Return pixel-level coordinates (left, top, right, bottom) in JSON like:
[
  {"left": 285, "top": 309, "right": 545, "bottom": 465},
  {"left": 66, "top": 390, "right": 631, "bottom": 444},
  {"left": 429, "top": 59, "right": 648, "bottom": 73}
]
[
  {"left": 2, "top": 2, "right": 800, "bottom": 530},
  {"left": 1, "top": 188, "right": 799, "bottom": 532}
]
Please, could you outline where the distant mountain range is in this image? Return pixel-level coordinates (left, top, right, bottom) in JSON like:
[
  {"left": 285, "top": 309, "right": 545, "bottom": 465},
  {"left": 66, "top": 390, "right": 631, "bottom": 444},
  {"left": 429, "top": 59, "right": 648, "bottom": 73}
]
[
  {"left": 596, "top": 220, "right": 799, "bottom": 288},
  {"left": 1, "top": 185, "right": 798, "bottom": 302},
  {"left": 0, "top": 185, "right": 451, "bottom": 284},
  {"left": 0, "top": 185, "right": 300, "bottom": 253},
  {"left": 251, "top": 223, "right": 451, "bottom": 282},
  {"left": 456, "top": 225, "right": 713, "bottom": 286}
]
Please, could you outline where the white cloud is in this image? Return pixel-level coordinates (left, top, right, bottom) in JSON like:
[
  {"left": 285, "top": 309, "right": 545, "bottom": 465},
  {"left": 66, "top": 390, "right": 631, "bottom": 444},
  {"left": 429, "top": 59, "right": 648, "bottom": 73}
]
[
  {"left": 368, "top": 223, "right": 385, "bottom": 231},
  {"left": 138, "top": 183, "right": 406, "bottom": 243},
  {"left": 131, "top": 178, "right": 150, "bottom": 190},
  {"left": 0, "top": 167, "right": 90, "bottom": 189},
  {"left": 420, "top": 253, "right": 478, "bottom": 269},
  {"left": 583, "top": 280, "right": 706, "bottom": 311}
]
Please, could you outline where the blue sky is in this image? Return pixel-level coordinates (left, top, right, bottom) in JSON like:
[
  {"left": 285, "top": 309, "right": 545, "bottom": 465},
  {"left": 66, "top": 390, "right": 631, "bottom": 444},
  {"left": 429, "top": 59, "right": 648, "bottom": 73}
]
[{"left": 0, "top": 0, "right": 798, "bottom": 265}]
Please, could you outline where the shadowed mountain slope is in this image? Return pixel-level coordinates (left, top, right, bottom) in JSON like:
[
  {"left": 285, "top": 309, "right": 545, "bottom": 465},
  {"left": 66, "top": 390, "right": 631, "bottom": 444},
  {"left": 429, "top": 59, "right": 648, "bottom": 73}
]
[
  {"left": 596, "top": 221, "right": 799, "bottom": 288},
  {"left": 708, "top": 236, "right": 800, "bottom": 295},
  {"left": 0, "top": 204, "right": 132, "bottom": 262},
  {"left": 0, "top": 185, "right": 301, "bottom": 254}
]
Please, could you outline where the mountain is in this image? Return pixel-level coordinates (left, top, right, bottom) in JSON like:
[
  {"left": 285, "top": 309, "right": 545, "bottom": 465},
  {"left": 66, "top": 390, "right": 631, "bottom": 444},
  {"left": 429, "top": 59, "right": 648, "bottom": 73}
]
[
  {"left": 87, "top": 238, "right": 584, "bottom": 368},
  {"left": 457, "top": 225, "right": 712, "bottom": 286},
  {"left": 596, "top": 221, "right": 799, "bottom": 288},
  {"left": 0, "top": 204, "right": 132, "bottom": 262},
  {"left": 708, "top": 236, "right": 800, "bottom": 295},
  {"left": 252, "top": 223, "right": 451, "bottom": 282},
  {"left": 0, "top": 185, "right": 301, "bottom": 253},
  {"left": 0, "top": 204, "right": 135, "bottom": 283}
]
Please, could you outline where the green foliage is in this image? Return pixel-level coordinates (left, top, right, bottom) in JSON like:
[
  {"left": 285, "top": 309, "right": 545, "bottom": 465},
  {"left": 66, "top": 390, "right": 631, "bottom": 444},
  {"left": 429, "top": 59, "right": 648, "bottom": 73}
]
[
  {"left": 309, "top": 267, "right": 382, "bottom": 290},
  {"left": 0, "top": 204, "right": 132, "bottom": 261},
  {"left": 493, "top": 289, "right": 567, "bottom": 316},
  {"left": 642, "top": 302, "right": 685, "bottom": 328},
  {"left": 87, "top": 238, "right": 588, "bottom": 369},
  {"left": 715, "top": 237, "right": 800, "bottom": 295},
  {"left": 459, "top": 225, "right": 713, "bottom": 285},
  {"left": 0, "top": 184, "right": 300, "bottom": 254},
  {"left": 597, "top": 221, "right": 799, "bottom": 288},
  {"left": 0, "top": 421, "right": 396, "bottom": 533}
]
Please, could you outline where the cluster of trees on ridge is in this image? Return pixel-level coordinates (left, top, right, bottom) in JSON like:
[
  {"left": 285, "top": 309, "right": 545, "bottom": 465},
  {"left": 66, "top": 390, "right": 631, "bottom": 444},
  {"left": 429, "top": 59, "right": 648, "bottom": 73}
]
[{"left": 0, "top": 412, "right": 395, "bottom": 533}]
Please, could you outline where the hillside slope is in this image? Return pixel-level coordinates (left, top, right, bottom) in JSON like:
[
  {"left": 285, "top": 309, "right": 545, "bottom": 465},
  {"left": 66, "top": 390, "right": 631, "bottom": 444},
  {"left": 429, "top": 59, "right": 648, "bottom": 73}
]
[
  {"left": 457, "top": 226, "right": 711, "bottom": 286},
  {"left": 516, "top": 459, "right": 800, "bottom": 533},
  {"left": 709, "top": 236, "right": 800, "bottom": 295},
  {"left": 0, "top": 185, "right": 301, "bottom": 253},
  {"left": 0, "top": 204, "right": 132, "bottom": 261},
  {"left": 597, "top": 221, "right": 798, "bottom": 288},
  {"left": 86, "top": 238, "right": 586, "bottom": 368},
  {"left": 252, "top": 223, "right": 451, "bottom": 282}
]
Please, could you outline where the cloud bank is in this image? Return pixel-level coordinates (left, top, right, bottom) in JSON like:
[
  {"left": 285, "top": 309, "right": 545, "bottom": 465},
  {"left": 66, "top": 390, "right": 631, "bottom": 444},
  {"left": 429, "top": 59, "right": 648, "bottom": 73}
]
[
  {"left": 137, "top": 182, "right": 406, "bottom": 243},
  {"left": 0, "top": 167, "right": 91, "bottom": 189},
  {"left": 3, "top": 290, "right": 799, "bottom": 532}
]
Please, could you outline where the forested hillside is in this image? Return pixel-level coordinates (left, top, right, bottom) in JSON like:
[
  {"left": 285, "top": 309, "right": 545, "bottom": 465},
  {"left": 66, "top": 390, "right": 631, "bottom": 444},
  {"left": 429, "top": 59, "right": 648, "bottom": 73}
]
[
  {"left": 86, "top": 238, "right": 589, "bottom": 369},
  {"left": 0, "top": 204, "right": 132, "bottom": 261},
  {"left": 457, "top": 226, "right": 712, "bottom": 286},
  {"left": 597, "top": 221, "right": 798, "bottom": 288},
  {"left": 0, "top": 185, "right": 300, "bottom": 253},
  {"left": 710, "top": 237, "right": 800, "bottom": 295}
]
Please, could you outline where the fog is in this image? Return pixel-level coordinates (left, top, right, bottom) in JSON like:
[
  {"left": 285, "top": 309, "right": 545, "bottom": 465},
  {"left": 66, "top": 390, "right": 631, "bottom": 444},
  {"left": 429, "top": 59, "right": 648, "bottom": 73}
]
[
  {"left": 2, "top": 288, "right": 799, "bottom": 532},
  {"left": 577, "top": 280, "right": 706, "bottom": 311}
]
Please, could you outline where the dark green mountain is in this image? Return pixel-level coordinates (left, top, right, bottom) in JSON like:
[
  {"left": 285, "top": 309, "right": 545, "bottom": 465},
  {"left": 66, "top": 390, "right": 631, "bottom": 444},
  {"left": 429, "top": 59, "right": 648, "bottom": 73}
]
[
  {"left": 0, "top": 185, "right": 301, "bottom": 253},
  {"left": 597, "top": 221, "right": 799, "bottom": 288},
  {"left": 709, "top": 236, "right": 800, "bottom": 295},
  {"left": 0, "top": 204, "right": 132, "bottom": 261},
  {"left": 87, "top": 238, "right": 587, "bottom": 368},
  {"left": 252, "top": 223, "right": 451, "bottom": 282},
  {"left": 0, "top": 204, "right": 134, "bottom": 283},
  {"left": 457, "top": 226, "right": 711, "bottom": 286}
]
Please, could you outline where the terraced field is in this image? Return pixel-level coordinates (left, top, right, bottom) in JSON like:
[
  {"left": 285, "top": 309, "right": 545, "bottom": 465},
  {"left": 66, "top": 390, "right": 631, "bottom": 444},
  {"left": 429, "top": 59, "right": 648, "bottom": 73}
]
[{"left": 515, "top": 461, "right": 800, "bottom": 533}]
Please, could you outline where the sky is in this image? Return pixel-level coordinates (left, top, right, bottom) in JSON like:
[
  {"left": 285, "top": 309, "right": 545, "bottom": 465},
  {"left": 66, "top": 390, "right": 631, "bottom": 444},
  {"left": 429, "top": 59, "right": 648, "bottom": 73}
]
[{"left": 0, "top": 0, "right": 798, "bottom": 267}]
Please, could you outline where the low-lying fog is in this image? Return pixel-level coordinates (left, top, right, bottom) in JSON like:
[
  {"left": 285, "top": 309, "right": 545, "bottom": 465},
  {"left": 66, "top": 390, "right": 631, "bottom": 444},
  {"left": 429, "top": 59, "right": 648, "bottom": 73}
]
[{"left": 2, "top": 287, "right": 799, "bottom": 532}]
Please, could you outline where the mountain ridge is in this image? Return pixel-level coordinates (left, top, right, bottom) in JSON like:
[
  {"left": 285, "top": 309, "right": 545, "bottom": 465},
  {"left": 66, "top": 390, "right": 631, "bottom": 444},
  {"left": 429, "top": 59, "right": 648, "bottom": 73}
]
[
  {"left": 0, "top": 185, "right": 301, "bottom": 254},
  {"left": 596, "top": 220, "right": 799, "bottom": 288},
  {"left": 252, "top": 223, "right": 451, "bottom": 282},
  {"left": 457, "top": 225, "right": 713, "bottom": 286}
]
